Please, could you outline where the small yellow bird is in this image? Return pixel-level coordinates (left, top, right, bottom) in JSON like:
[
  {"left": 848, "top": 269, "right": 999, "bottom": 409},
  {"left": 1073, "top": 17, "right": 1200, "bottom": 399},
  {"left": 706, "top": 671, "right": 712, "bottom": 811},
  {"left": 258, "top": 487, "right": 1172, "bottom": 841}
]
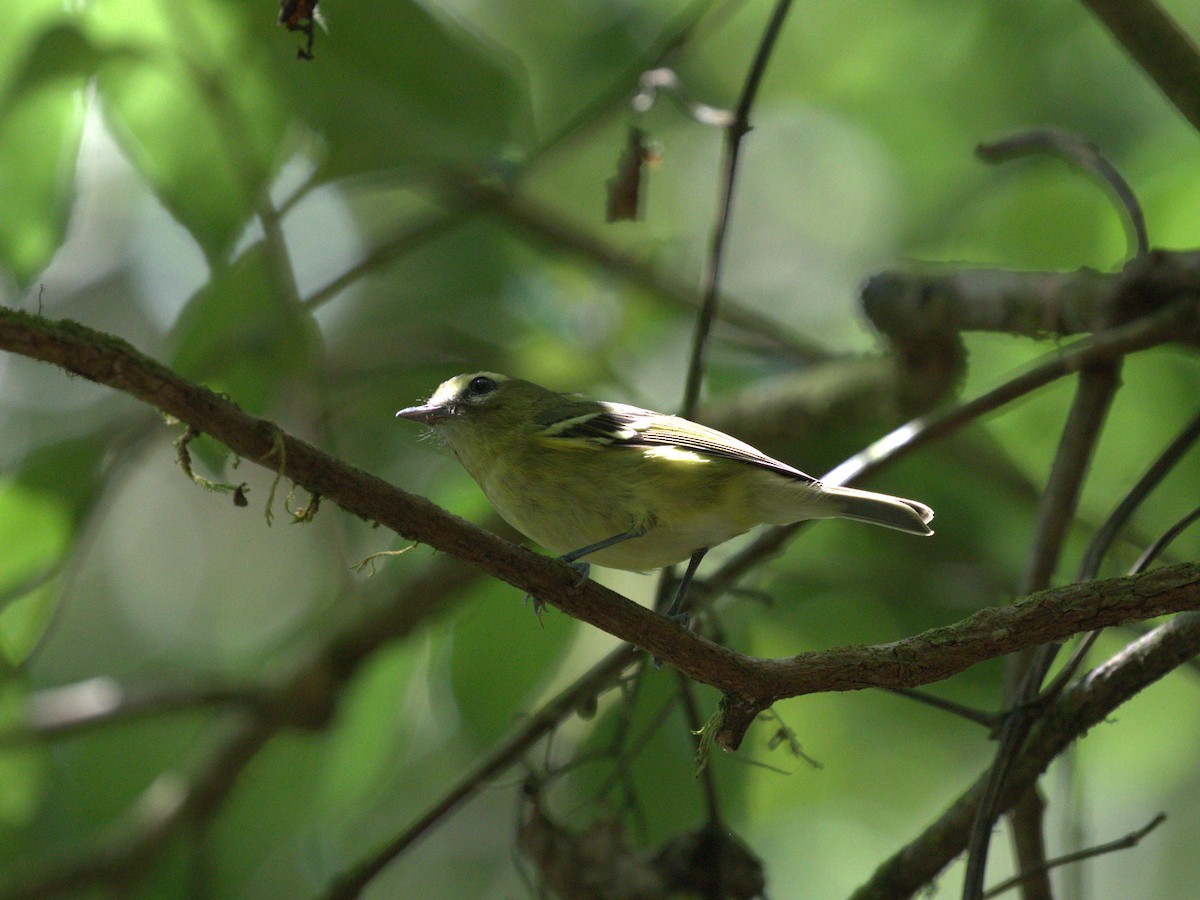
[{"left": 397, "top": 373, "right": 933, "bottom": 619}]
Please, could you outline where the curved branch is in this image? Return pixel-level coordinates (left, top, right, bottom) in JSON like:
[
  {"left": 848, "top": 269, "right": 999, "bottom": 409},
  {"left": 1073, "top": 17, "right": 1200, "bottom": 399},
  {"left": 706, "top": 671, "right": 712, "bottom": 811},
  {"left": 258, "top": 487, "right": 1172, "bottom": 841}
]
[
  {"left": 709, "top": 562, "right": 1200, "bottom": 745},
  {"left": 976, "top": 128, "right": 1148, "bottom": 258}
]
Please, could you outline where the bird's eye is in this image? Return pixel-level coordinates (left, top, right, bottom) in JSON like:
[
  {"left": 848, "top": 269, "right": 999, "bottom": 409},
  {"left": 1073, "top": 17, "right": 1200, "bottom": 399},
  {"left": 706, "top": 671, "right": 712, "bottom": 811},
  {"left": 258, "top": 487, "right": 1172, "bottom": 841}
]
[{"left": 467, "top": 375, "right": 497, "bottom": 397}]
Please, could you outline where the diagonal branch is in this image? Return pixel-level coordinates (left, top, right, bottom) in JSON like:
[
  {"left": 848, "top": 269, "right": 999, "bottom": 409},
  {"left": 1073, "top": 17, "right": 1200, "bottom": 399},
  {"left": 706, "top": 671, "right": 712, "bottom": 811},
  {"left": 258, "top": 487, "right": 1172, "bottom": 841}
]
[{"left": 1081, "top": 0, "right": 1200, "bottom": 135}]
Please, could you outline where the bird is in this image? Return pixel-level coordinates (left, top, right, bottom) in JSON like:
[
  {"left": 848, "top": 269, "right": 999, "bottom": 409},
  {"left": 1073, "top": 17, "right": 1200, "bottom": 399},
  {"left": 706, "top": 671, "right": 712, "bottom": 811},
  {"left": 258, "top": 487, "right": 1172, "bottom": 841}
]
[{"left": 396, "top": 372, "right": 933, "bottom": 621}]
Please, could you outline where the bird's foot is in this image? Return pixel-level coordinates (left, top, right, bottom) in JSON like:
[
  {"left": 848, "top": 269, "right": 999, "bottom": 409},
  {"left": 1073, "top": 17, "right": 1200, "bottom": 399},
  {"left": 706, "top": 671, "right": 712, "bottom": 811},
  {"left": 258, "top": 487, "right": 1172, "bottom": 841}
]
[
  {"left": 651, "top": 610, "right": 692, "bottom": 669},
  {"left": 524, "top": 560, "right": 591, "bottom": 627},
  {"left": 523, "top": 593, "right": 547, "bottom": 628}
]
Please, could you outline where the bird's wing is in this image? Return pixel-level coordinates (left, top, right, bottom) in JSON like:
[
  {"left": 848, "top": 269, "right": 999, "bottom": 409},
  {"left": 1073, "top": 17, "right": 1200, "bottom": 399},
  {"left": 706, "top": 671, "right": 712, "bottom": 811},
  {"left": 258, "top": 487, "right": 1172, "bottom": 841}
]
[{"left": 536, "top": 400, "right": 818, "bottom": 484}]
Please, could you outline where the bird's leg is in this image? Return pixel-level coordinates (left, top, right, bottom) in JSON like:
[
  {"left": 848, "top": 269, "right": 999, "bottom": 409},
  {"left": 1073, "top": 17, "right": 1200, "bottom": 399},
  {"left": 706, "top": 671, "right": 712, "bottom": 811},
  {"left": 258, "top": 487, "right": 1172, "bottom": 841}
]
[
  {"left": 558, "top": 525, "right": 648, "bottom": 566},
  {"left": 663, "top": 547, "right": 708, "bottom": 623},
  {"left": 526, "top": 525, "right": 648, "bottom": 622},
  {"left": 652, "top": 547, "right": 708, "bottom": 669}
]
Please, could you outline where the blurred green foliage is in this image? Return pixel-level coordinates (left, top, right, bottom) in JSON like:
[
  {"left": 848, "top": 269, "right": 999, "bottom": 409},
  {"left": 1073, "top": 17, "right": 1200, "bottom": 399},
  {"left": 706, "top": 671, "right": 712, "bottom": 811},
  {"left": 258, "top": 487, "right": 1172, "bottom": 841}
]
[{"left": 1, "top": 0, "right": 1199, "bottom": 897}]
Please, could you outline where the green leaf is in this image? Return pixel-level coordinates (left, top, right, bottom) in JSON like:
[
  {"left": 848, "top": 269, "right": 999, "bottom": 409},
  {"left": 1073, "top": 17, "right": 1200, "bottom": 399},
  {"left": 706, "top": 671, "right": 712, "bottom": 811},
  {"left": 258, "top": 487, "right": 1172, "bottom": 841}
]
[
  {"left": 0, "top": 89, "right": 83, "bottom": 284},
  {"left": 0, "top": 465, "right": 82, "bottom": 668},
  {"left": 448, "top": 581, "right": 575, "bottom": 745},
  {"left": 0, "top": 681, "right": 48, "bottom": 826},
  {"left": 0, "top": 12, "right": 99, "bottom": 284},
  {"left": 0, "top": 579, "right": 59, "bottom": 667},
  {"left": 0, "top": 481, "right": 69, "bottom": 613},
  {"left": 169, "top": 242, "right": 322, "bottom": 413},
  {"left": 266, "top": 0, "right": 525, "bottom": 179},
  {"left": 14, "top": 435, "right": 109, "bottom": 527},
  {"left": 316, "top": 642, "right": 418, "bottom": 812},
  {"left": 2, "top": 23, "right": 101, "bottom": 98},
  {"left": 90, "top": 0, "right": 287, "bottom": 260}
]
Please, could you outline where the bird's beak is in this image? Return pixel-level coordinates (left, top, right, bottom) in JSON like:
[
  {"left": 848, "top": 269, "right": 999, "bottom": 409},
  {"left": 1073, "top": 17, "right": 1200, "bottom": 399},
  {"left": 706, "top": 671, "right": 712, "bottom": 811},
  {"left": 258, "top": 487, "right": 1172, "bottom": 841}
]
[{"left": 395, "top": 402, "right": 451, "bottom": 424}]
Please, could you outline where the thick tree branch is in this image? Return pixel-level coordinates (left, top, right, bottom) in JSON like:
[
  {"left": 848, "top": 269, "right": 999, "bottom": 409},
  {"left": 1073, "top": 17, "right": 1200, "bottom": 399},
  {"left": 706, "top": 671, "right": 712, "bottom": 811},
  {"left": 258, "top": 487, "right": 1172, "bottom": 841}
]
[
  {"left": 862, "top": 249, "right": 1200, "bottom": 343},
  {"left": 708, "top": 562, "right": 1200, "bottom": 746},
  {"left": 4, "top": 308, "right": 1199, "bottom": 751}
]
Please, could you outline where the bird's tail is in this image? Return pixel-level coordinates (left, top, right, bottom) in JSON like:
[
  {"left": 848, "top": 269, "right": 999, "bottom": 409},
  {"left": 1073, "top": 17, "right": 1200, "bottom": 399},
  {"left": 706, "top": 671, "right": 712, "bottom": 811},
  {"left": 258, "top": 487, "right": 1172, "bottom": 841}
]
[{"left": 824, "top": 485, "right": 934, "bottom": 536}]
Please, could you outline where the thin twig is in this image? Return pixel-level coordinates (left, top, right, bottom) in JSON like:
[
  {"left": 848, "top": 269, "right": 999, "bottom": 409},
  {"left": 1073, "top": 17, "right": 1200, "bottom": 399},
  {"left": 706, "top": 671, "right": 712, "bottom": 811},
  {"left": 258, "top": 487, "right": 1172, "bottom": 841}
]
[
  {"left": 880, "top": 687, "right": 997, "bottom": 729},
  {"left": 981, "top": 812, "right": 1166, "bottom": 898},
  {"left": 303, "top": 202, "right": 484, "bottom": 311},
  {"left": 681, "top": 0, "right": 794, "bottom": 416},
  {"left": 1041, "top": 410, "right": 1200, "bottom": 704},
  {"left": 675, "top": 672, "right": 723, "bottom": 824},
  {"left": 1079, "top": 409, "right": 1200, "bottom": 580},
  {"left": 1021, "top": 366, "right": 1122, "bottom": 595},
  {"left": 964, "top": 363, "right": 1122, "bottom": 900},
  {"left": 633, "top": 67, "right": 736, "bottom": 126},
  {"left": 1132, "top": 504, "right": 1200, "bottom": 573},
  {"left": 0, "top": 679, "right": 261, "bottom": 747}
]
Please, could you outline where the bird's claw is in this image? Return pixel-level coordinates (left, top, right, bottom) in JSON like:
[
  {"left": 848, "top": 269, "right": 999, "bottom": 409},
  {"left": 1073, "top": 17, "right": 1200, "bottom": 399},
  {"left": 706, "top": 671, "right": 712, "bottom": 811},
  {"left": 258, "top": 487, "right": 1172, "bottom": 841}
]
[
  {"left": 524, "top": 593, "right": 548, "bottom": 628},
  {"left": 651, "top": 610, "right": 692, "bottom": 668},
  {"left": 562, "top": 559, "right": 591, "bottom": 584},
  {"left": 666, "top": 610, "right": 690, "bottom": 628},
  {"left": 525, "top": 559, "right": 592, "bottom": 627}
]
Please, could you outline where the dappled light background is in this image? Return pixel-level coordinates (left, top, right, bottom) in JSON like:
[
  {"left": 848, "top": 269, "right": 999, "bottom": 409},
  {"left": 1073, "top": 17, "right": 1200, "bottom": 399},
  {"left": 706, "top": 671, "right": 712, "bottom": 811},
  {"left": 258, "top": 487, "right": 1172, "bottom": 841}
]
[{"left": 2, "top": 0, "right": 1200, "bottom": 897}]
